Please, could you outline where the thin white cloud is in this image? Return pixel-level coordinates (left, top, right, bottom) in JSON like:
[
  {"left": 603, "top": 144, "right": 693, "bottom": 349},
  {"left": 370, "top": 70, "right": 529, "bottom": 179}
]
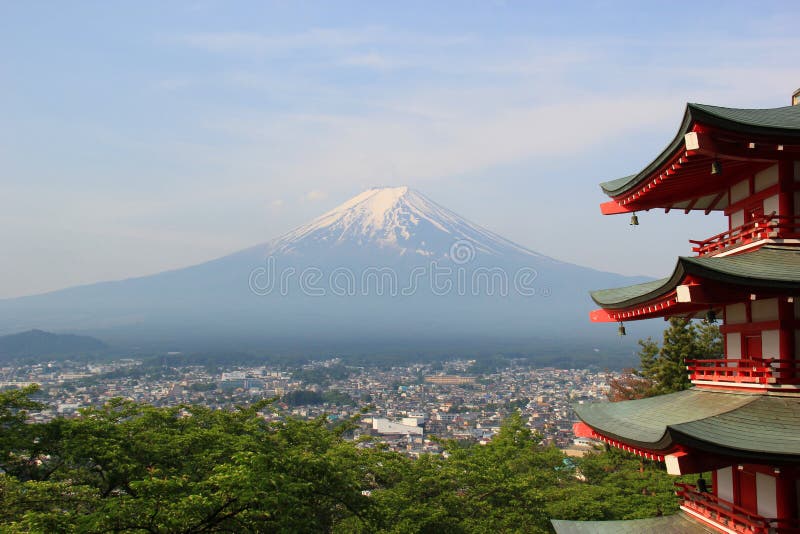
[
  {"left": 305, "top": 189, "right": 328, "bottom": 202},
  {"left": 339, "top": 52, "right": 395, "bottom": 70},
  {"left": 170, "top": 27, "right": 474, "bottom": 54}
]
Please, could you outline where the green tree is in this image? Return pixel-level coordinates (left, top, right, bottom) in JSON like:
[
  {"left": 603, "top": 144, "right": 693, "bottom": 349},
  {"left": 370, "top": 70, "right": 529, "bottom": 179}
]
[
  {"left": 0, "top": 386, "right": 708, "bottom": 532},
  {"left": 371, "top": 412, "right": 560, "bottom": 533},
  {"left": 694, "top": 320, "right": 724, "bottom": 358},
  {"left": 1, "top": 392, "right": 380, "bottom": 532},
  {"left": 612, "top": 318, "right": 722, "bottom": 399},
  {"left": 646, "top": 317, "right": 697, "bottom": 394},
  {"left": 0, "top": 384, "right": 52, "bottom": 480},
  {"left": 547, "top": 448, "right": 683, "bottom": 521}
]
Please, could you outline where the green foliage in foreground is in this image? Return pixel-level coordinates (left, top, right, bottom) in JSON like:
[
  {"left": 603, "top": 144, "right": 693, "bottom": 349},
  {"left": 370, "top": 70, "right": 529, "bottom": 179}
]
[{"left": 1, "top": 387, "right": 683, "bottom": 533}]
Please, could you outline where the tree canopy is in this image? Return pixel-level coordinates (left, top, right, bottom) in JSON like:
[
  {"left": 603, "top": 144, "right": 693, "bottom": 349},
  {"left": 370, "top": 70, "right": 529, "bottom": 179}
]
[{"left": 0, "top": 387, "right": 685, "bottom": 532}]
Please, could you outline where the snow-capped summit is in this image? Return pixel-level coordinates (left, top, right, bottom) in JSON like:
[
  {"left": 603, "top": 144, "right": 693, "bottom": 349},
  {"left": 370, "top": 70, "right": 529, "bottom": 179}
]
[
  {"left": 270, "top": 186, "right": 543, "bottom": 260},
  {"left": 0, "top": 185, "right": 650, "bottom": 351}
]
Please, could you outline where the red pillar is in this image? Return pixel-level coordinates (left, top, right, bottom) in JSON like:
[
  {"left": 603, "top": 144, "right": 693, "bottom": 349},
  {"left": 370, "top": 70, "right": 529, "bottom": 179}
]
[
  {"left": 777, "top": 160, "right": 795, "bottom": 227},
  {"left": 775, "top": 471, "right": 797, "bottom": 521}
]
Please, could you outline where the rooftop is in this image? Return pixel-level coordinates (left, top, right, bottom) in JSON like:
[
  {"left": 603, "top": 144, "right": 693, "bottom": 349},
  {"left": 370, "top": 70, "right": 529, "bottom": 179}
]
[
  {"left": 590, "top": 245, "right": 800, "bottom": 311},
  {"left": 601, "top": 103, "right": 800, "bottom": 198},
  {"left": 552, "top": 513, "right": 715, "bottom": 534},
  {"left": 574, "top": 388, "right": 800, "bottom": 462}
]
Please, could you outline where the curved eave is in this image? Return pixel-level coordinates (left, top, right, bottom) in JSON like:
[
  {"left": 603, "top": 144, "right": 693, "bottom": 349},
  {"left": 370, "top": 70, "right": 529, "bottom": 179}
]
[
  {"left": 552, "top": 515, "right": 714, "bottom": 534},
  {"left": 591, "top": 275, "right": 678, "bottom": 310},
  {"left": 600, "top": 103, "right": 800, "bottom": 198},
  {"left": 590, "top": 246, "right": 800, "bottom": 311},
  {"left": 574, "top": 389, "right": 800, "bottom": 463}
]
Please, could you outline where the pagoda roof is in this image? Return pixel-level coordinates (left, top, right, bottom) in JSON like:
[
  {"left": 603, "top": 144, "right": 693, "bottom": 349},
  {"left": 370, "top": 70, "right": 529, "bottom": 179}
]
[
  {"left": 552, "top": 514, "right": 714, "bottom": 534},
  {"left": 574, "top": 389, "right": 800, "bottom": 462},
  {"left": 601, "top": 103, "right": 800, "bottom": 198},
  {"left": 591, "top": 245, "right": 800, "bottom": 310}
]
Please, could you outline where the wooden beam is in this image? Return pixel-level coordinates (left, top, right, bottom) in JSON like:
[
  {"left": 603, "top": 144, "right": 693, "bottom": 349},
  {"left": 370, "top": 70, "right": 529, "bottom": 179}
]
[
  {"left": 665, "top": 451, "right": 732, "bottom": 475},
  {"left": 724, "top": 183, "right": 779, "bottom": 215},
  {"left": 688, "top": 131, "right": 795, "bottom": 163},
  {"left": 589, "top": 308, "right": 617, "bottom": 323},
  {"left": 600, "top": 200, "right": 632, "bottom": 215},
  {"left": 676, "top": 284, "right": 710, "bottom": 303}
]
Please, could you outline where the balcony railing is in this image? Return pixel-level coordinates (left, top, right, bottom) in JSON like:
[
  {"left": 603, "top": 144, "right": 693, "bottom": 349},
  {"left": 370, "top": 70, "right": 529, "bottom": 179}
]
[
  {"left": 689, "top": 214, "right": 800, "bottom": 256},
  {"left": 687, "top": 358, "right": 800, "bottom": 386},
  {"left": 676, "top": 483, "right": 800, "bottom": 533}
]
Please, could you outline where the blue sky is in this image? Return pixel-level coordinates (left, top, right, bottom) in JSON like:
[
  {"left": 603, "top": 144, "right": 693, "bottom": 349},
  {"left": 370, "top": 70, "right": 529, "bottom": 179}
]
[{"left": 2, "top": 1, "right": 799, "bottom": 298}]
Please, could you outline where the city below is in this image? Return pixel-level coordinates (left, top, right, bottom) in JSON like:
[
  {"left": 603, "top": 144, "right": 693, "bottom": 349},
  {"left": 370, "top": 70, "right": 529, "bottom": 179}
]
[{"left": 2, "top": 357, "right": 615, "bottom": 456}]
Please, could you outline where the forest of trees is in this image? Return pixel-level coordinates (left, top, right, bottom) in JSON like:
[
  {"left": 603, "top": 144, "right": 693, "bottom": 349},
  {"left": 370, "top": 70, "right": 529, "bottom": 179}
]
[
  {"left": 1, "top": 388, "right": 682, "bottom": 533},
  {"left": 1, "top": 320, "right": 719, "bottom": 532}
]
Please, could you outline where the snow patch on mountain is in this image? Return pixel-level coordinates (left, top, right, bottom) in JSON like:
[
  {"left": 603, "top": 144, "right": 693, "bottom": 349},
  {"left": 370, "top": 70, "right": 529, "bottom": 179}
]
[{"left": 268, "top": 186, "right": 549, "bottom": 261}]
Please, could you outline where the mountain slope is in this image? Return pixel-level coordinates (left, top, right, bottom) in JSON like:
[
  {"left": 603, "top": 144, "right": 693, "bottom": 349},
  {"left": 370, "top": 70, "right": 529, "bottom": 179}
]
[
  {"left": 0, "top": 329, "right": 108, "bottom": 360},
  {"left": 0, "top": 187, "right": 651, "bottom": 352},
  {"left": 268, "top": 186, "right": 542, "bottom": 260}
]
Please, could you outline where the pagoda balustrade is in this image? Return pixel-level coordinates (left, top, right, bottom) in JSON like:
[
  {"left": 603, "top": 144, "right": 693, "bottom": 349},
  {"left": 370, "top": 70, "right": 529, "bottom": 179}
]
[
  {"left": 687, "top": 358, "right": 800, "bottom": 386},
  {"left": 676, "top": 483, "right": 800, "bottom": 534},
  {"left": 690, "top": 215, "right": 800, "bottom": 256}
]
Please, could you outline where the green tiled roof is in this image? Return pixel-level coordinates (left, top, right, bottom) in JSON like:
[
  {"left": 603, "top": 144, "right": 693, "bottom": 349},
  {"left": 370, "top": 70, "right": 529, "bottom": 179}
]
[
  {"left": 590, "top": 246, "right": 800, "bottom": 309},
  {"left": 574, "top": 389, "right": 800, "bottom": 461},
  {"left": 600, "top": 103, "right": 800, "bottom": 197},
  {"left": 552, "top": 514, "right": 715, "bottom": 534},
  {"left": 575, "top": 389, "right": 753, "bottom": 448},
  {"left": 591, "top": 277, "right": 671, "bottom": 307},
  {"left": 683, "top": 246, "right": 800, "bottom": 284},
  {"left": 691, "top": 103, "right": 800, "bottom": 131},
  {"left": 672, "top": 395, "right": 800, "bottom": 457}
]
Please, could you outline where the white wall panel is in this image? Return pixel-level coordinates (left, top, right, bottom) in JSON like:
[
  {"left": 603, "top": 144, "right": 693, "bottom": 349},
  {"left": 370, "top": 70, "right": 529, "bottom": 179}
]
[
  {"left": 752, "top": 298, "right": 778, "bottom": 321},
  {"left": 727, "top": 333, "right": 742, "bottom": 359},
  {"left": 756, "top": 472, "right": 777, "bottom": 518},
  {"left": 762, "top": 330, "right": 780, "bottom": 359},
  {"left": 717, "top": 467, "right": 734, "bottom": 502},
  {"left": 731, "top": 180, "right": 750, "bottom": 204},
  {"left": 755, "top": 165, "right": 778, "bottom": 192}
]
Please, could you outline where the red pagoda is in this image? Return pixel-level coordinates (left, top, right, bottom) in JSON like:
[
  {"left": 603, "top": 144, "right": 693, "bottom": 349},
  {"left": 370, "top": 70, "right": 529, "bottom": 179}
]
[{"left": 559, "top": 91, "right": 800, "bottom": 534}]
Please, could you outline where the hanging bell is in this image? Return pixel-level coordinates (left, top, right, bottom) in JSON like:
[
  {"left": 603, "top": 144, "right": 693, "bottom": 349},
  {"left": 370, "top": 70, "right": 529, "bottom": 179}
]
[
  {"left": 710, "top": 159, "right": 722, "bottom": 175},
  {"left": 618, "top": 322, "right": 626, "bottom": 336},
  {"left": 705, "top": 309, "right": 717, "bottom": 324},
  {"left": 630, "top": 212, "right": 639, "bottom": 226}
]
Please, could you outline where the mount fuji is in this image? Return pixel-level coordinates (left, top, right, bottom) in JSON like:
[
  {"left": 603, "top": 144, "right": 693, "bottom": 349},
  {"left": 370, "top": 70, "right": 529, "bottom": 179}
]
[{"left": 0, "top": 187, "right": 649, "bottom": 356}]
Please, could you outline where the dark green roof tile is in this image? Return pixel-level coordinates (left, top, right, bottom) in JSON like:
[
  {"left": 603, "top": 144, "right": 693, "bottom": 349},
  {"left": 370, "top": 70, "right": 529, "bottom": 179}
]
[
  {"left": 672, "top": 395, "right": 800, "bottom": 456},
  {"left": 575, "top": 389, "right": 800, "bottom": 460},
  {"left": 590, "top": 246, "right": 800, "bottom": 309},
  {"left": 601, "top": 103, "right": 800, "bottom": 196},
  {"left": 683, "top": 246, "right": 800, "bottom": 283},
  {"left": 574, "top": 389, "right": 754, "bottom": 448},
  {"left": 691, "top": 103, "right": 800, "bottom": 131},
  {"left": 591, "top": 278, "right": 670, "bottom": 307},
  {"left": 552, "top": 514, "right": 716, "bottom": 534}
]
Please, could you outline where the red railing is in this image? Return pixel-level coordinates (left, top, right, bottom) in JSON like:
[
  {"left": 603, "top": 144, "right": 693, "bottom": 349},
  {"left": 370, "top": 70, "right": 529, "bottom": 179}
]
[
  {"left": 687, "top": 358, "right": 800, "bottom": 386},
  {"left": 690, "top": 214, "right": 800, "bottom": 256},
  {"left": 676, "top": 483, "right": 800, "bottom": 533}
]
